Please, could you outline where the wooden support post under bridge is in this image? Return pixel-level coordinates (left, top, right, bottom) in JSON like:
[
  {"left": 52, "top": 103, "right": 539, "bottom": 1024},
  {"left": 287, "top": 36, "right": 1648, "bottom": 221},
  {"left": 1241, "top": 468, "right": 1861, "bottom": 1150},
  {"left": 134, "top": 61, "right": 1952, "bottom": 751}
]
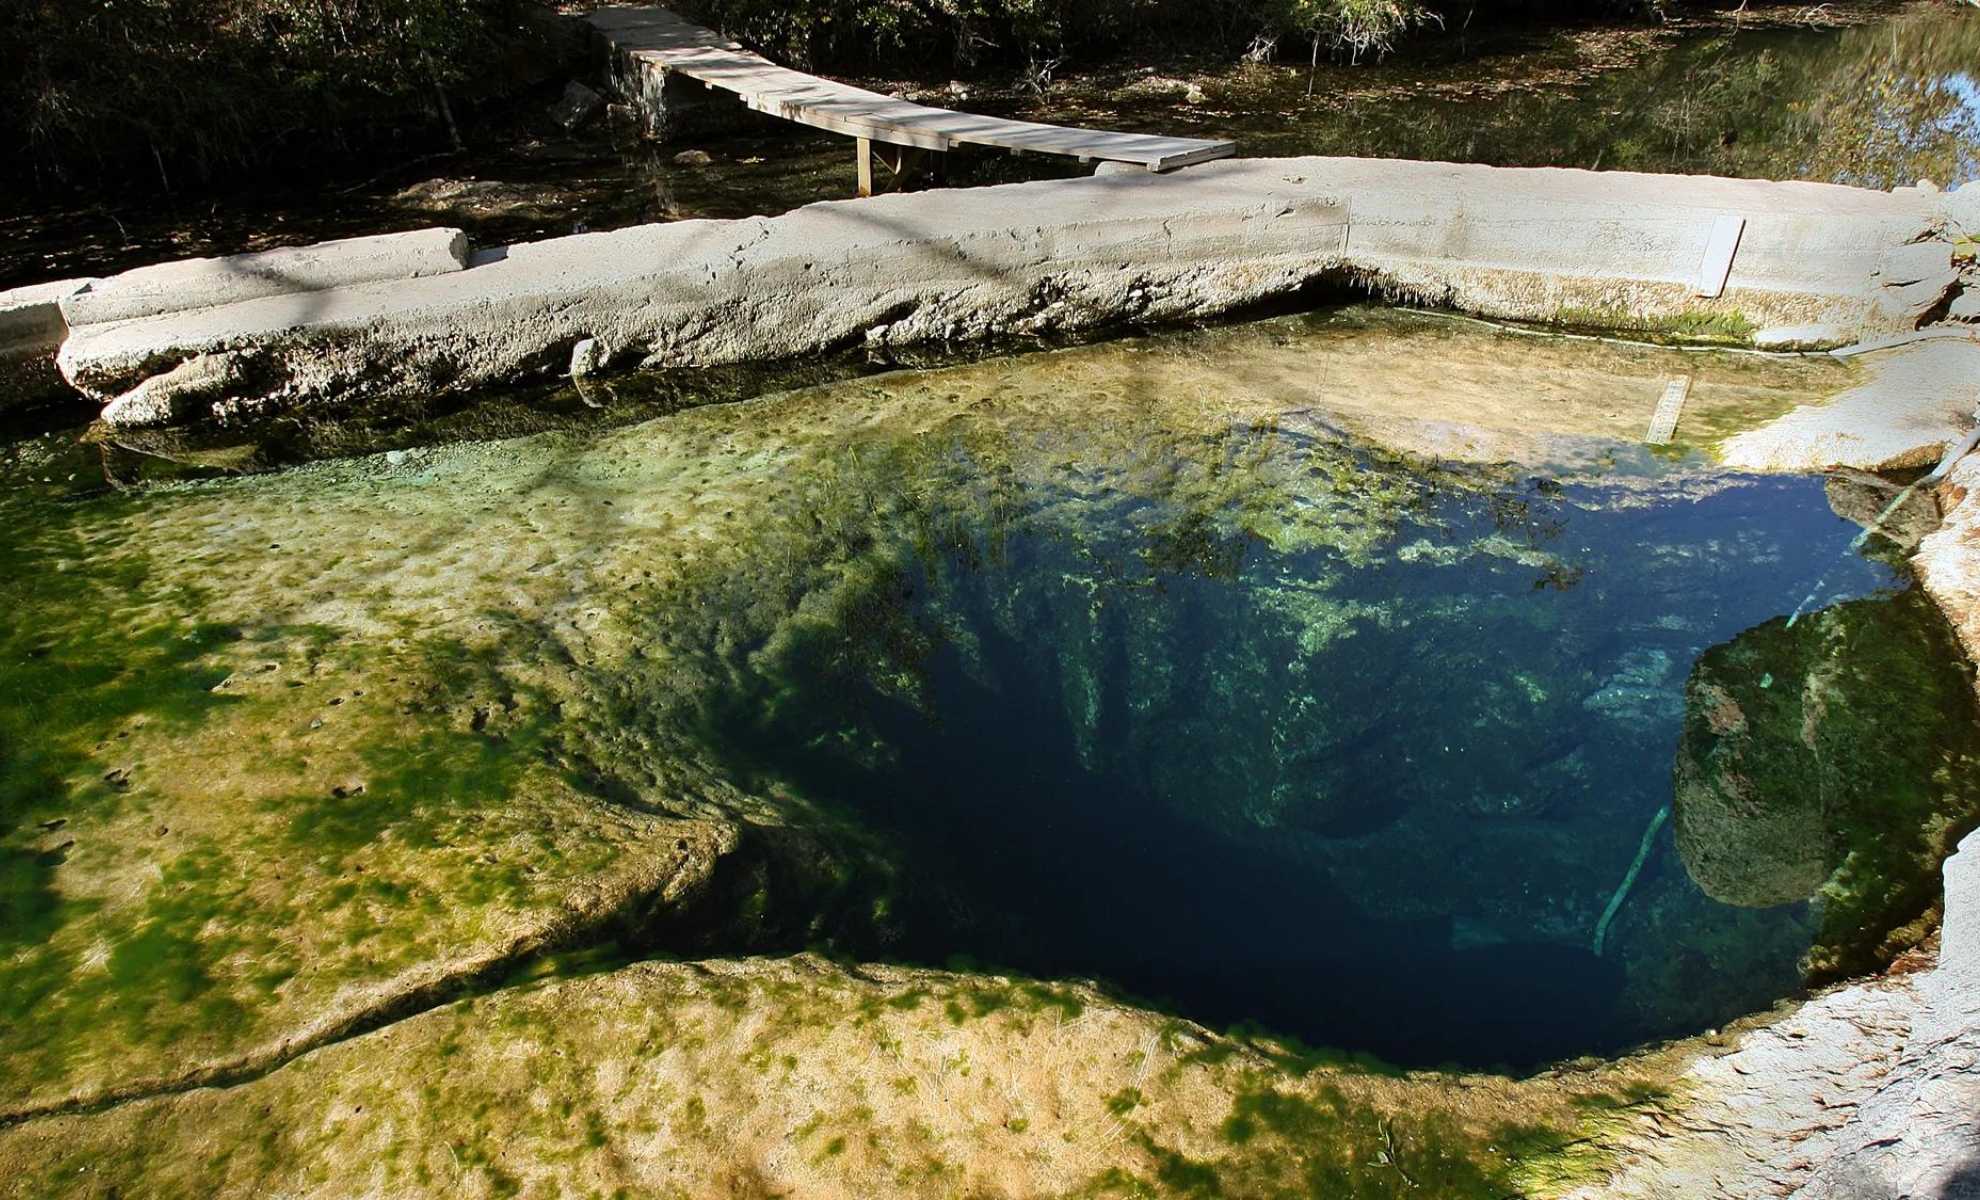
[
  {"left": 586, "top": 5, "right": 1236, "bottom": 194},
  {"left": 856, "top": 141, "right": 942, "bottom": 199}
]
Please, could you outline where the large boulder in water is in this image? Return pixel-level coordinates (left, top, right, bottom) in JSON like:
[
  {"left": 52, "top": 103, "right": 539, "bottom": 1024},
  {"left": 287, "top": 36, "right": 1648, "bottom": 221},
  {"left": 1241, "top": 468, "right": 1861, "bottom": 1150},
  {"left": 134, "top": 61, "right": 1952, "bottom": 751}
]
[
  {"left": 1673, "top": 590, "right": 1980, "bottom": 981},
  {"left": 1673, "top": 663, "right": 1836, "bottom": 909}
]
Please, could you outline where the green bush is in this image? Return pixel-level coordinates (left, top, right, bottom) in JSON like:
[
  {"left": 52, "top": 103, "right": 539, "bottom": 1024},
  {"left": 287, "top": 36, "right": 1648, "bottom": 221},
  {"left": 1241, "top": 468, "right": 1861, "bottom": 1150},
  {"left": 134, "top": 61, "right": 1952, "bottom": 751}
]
[
  {"left": 674, "top": 0, "right": 1659, "bottom": 75},
  {"left": 0, "top": 0, "right": 538, "bottom": 189},
  {"left": 1262, "top": 0, "right": 1440, "bottom": 69}
]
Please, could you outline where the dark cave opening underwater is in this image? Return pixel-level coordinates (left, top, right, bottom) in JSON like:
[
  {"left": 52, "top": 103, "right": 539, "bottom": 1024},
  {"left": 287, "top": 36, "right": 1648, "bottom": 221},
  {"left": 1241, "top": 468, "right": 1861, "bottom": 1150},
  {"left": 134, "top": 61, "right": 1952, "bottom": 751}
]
[{"left": 694, "top": 447, "right": 1980, "bottom": 1071}]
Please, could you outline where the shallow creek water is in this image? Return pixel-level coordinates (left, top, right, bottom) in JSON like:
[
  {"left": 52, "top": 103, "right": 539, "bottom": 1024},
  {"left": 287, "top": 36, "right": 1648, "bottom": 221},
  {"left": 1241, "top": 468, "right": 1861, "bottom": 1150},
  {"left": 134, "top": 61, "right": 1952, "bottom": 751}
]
[{"left": 2, "top": 308, "right": 1976, "bottom": 1090}]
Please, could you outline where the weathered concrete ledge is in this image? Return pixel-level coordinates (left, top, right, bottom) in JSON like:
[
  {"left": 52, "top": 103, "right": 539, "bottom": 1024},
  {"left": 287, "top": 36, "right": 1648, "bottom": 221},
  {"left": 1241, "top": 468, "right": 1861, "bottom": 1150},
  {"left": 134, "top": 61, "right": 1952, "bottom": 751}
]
[
  {"left": 0, "top": 279, "right": 96, "bottom": 415},
  {"left": 0, "top": 278, "right": 92, "bottom": 355},
  {"left": 52, "top": 157, "right": 1958, "bottom": 429},
  {"left": 60, "top": 227, "right": 470, "bottom": 329}
]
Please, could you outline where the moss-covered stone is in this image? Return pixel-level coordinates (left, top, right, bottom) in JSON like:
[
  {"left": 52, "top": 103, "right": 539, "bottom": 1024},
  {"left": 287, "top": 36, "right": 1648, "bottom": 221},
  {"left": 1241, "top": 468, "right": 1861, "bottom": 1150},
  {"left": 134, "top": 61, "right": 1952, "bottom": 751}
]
[
  {"left": 0, "top": 956, "right": 1665, "bottom": 1199},
  {"left": 1673, "top": 589, "right": 1980, "bottom": 981}
]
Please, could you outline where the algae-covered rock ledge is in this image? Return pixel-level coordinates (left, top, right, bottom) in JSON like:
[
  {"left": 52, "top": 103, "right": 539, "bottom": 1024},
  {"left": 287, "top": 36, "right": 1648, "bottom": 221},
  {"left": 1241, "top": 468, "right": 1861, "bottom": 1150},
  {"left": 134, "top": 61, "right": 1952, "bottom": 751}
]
[{"left": 2, "top": 308, "right": 1979, "bottom": 1196}]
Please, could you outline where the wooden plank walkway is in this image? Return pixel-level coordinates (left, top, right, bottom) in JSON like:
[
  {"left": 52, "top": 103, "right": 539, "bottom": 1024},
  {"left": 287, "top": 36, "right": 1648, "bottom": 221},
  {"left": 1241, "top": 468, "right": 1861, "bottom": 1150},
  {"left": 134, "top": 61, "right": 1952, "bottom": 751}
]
[{"left": 587, "top": 5, "right": 1237, "bottom": 176}]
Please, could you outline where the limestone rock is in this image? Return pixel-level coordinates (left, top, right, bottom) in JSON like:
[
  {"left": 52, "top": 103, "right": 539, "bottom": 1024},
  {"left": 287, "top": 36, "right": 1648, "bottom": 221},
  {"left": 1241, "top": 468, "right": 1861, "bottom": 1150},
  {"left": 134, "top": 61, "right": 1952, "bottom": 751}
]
[
  {"left": 0, "top": 277, "right": 92, "bottom": 353},
  {"left": 391, "top": 177, "right": 578, "bottom": 222},
  {"left": 1673, "top": 649, "right": 1836, "bottom": 909},
  {"left": 1792, "top": 832, "right": 1980, "bottom": 1199},
  {"left": 1569, "top": 836, "right": 1980, "bottom": 1199},
  {"left": 1752, "top": 322, "right": 1849, "bottom": 349},
  {"left": 1950, "top": 285, "right": 1979, "bottom": 322},
  {"left": 549, "top": 79, "right": 604, "bottom": 130},
  {"left": 1823, "top": 470, "right": 1942, "bottom": 551},
  {"left": 1673, "top": 594, "right": 1980, "bottom": 980},
  {"left": 1721, "top": 338, "right": 1980, "bottom": 473},
  {"left": 0, "top": 276, "right": 95, "bottom": 415},
  {"left": 1565, "top": 969, "right": 1924, "bottom": 1200},
  {"left": 1937, "top": 181, "right": 1980, "bottom": 239},
  {"left": 100, "top": 352, "right": 248, "bottom": 428},
  {"left": 568, "top": 336, "right": 609, "bottom": 377}
]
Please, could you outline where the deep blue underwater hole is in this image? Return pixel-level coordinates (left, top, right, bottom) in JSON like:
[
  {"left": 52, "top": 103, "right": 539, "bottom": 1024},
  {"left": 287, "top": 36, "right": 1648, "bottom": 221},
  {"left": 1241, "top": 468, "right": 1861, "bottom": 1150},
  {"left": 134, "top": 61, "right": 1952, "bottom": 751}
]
[{"left": 700, "top": 438, "right": 1980, "bottom": 1072}]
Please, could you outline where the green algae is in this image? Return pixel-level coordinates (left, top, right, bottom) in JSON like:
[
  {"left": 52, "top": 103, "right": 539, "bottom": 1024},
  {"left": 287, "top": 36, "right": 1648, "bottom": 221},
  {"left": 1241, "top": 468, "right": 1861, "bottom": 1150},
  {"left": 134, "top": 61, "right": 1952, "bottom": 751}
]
[
  {"left": 0, "top": 305, "right": 1940, "bottom": 1194},
  {"left": 276, "top": 720, "right": 537, "bottom": 868},
  {"left": 1673, "top": 586, "right": 1980, "bottom": 981},
  {"left": 0, "top": 512, "right": 684, "bottom": 1108},
  {"left": 0, "top": 491, "right": 237, "bottom": 954},
  {"left": 0, "top": 950, "right": 1659, "bottom": 1198},
  {"left": 0, "top": 491, "right": 268, "bottom": 1081},
  {"left": 1069, "top": 1073, "right": 1603, "bottom": 1200},
  {"left": 1548, "top": 304, "right": 1759, "bottom": 346}
]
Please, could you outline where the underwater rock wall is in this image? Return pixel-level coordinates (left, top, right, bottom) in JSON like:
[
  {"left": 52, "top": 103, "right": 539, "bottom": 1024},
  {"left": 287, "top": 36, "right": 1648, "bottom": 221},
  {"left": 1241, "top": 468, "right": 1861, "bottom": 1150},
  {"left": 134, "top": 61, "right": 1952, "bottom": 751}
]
[
  {"left": 1671, "top": 594, "right": 1980, "bottom": 980},
  {"left": 1586, "top": 436, "right": 1980, "bottom": 1198}
]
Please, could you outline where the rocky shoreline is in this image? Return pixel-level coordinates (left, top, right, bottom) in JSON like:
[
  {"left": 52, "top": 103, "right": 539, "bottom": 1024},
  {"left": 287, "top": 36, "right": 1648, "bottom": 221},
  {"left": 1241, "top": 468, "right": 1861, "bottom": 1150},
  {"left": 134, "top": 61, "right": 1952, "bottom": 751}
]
[{"left": 0, "top": 156, "right": 1966, "bottom": 435}]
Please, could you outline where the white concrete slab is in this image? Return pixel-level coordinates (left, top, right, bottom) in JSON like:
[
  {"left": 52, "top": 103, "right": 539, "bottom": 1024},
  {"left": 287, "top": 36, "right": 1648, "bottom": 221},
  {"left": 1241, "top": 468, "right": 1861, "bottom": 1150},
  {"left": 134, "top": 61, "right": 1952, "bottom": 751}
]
[
  {"left": 0, "top": 277, "right": 93, "bottom": 353},
  {"left": 61, "top": 228, "right": 470, "bottom": 328},
  {"left": 54, "top": 158, "right": 1956, "bottom": 427}
]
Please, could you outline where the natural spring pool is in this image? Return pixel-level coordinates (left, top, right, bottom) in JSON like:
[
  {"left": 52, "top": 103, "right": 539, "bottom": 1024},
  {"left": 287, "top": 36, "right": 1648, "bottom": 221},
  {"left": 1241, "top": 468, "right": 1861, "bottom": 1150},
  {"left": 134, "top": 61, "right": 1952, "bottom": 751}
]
[
  {"left": 688, "top": 359, "right": 1980, "bottom": 1070},
  {"left": 2, "top": 307, "right": 1976, "bottom": 1103},
  {"left": 699, "top": 452, "right": 1973, "bottom": 1070}
]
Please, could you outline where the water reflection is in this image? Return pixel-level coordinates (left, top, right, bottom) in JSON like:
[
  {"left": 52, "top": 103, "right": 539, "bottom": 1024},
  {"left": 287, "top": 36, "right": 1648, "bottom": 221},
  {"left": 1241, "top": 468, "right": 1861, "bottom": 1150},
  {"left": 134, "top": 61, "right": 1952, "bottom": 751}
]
[{"left": 1058, "top": 3, "right": 1980, "bottom": 188}]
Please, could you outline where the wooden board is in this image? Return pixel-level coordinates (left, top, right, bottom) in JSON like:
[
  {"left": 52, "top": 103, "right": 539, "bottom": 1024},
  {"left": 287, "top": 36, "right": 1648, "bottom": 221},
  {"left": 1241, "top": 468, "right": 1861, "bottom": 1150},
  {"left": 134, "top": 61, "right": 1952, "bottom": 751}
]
[
  {"left": 1692, "top": 215, "right": 1745, "bottom": 299},
  {"left": 1645, "top": 376, "right": 1691, "bottom": 445},
  {"left": 590, "top": 4, "right": 1236, "bottom": 171}
]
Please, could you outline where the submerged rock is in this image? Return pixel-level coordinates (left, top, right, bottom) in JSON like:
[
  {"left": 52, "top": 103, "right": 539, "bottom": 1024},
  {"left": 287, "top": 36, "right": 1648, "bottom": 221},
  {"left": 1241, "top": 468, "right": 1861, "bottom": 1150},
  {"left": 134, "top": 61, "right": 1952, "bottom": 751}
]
[
  {"left": 1673, "top": 591, "right": 1980, "bottom": 980},
  {"left": 1824, "top": 470, "right": 1943, "bottom": 551}
]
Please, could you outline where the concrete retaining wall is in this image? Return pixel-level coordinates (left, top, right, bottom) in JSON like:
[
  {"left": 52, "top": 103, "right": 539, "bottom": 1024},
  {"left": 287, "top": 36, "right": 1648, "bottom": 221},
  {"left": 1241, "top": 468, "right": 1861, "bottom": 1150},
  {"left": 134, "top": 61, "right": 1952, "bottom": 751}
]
[
  {"left": 0, "top": 278, "right": 93, "bottom": 355},
  {"left": 47, "top": 157, "right": 1961, "bottom": 428},
  {"left": 0, "top": 278, "right": 96, "bottom": 416},
  {"left": 60, "top": 228, "right": 470, "bottom": 329}
]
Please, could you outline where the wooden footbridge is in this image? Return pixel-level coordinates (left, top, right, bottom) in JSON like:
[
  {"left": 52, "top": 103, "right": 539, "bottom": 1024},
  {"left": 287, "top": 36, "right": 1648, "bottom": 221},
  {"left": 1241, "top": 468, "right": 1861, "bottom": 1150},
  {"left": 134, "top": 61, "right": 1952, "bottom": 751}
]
[{"left": 587, "top": 5, "right": 1237, "bottom": 195}]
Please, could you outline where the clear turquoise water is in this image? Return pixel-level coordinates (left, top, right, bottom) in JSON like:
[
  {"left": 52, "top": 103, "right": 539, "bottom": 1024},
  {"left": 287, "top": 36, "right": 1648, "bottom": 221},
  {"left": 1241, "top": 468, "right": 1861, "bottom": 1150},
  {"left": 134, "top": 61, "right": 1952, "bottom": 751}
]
[{"left": 703, "top": 441, "right": 1980, "bottom": 1069}]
